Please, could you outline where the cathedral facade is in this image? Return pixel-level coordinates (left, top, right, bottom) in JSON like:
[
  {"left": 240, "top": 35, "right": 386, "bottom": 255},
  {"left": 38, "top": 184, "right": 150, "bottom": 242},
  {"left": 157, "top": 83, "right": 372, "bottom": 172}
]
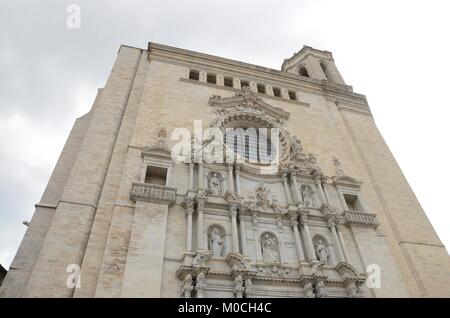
[{"left": 1, "top": 43, "right": 450, "bottom": 298}]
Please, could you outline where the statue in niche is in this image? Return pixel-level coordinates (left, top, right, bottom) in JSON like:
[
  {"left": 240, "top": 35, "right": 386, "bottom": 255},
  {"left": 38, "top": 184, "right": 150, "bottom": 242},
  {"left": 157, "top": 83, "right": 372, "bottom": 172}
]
[
  {"left": 261, "top": 233, "right": 280, "bottom": 263},
  {"left": 302, "top": 186, "right": 315, "bottom": 208},
  {"left": 209, "top": 227, "right": 224, "bottom": 257},
  {"left": 208, "top": 172, "right": 222, "bottom": 196},
  {"left": 315, "top": 239, "right": 329, "bottom": 263}
]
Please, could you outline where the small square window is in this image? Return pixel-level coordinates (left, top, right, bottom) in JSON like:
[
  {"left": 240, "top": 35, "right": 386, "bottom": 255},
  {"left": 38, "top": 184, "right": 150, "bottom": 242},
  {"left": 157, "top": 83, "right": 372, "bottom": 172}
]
[
  {"left": 241, "top": 80, "right": 250, "bottom": 89},
  {"left": 189, "top": 70, "right": 199, "bottom": 80},
  {"left": 207, "top": 73, "right": 217, "bottom": 84},
  {"left": 257, "top": 84, "right": 265, "bottom": 94},
  {"left": 145, "top": 166, "right": 168, "bottom": 186},
  {"left": 273, "top": 87, "right": 281, "bottom": 97},
  {"left": 288, "top": 90, "right": 296, "bottom": 100},
  {"left": 224, "top": 77, "right": 233, "bottom": 87}
]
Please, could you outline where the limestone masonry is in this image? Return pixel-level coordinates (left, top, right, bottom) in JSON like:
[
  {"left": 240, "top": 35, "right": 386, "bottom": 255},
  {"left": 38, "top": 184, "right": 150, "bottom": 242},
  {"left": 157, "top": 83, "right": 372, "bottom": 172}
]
[{"left": 1, "top": 42, "right": 450, "bottom": 297}]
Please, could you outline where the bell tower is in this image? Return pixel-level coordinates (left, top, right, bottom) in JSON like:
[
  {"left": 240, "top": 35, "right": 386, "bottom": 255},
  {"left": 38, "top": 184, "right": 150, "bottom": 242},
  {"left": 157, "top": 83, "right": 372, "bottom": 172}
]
[{"left": 281, "top": 45, "right": 346, "bottom": 85}]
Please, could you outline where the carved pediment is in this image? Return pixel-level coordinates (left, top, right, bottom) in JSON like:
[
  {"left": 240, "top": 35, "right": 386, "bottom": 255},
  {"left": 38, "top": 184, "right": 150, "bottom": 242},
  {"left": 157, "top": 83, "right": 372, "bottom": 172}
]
[
  {"left": 209, "top": 87, "right": 290, "bottom": 123},
  {"left": 335, "top": 262, "right": 363, "bottom": 280},
  {"left": 141, "top": 146, "right": 172, "bottom": 159},
  {"left": 192, "top": 250, "right": 212, "bottom": 268},
  {"left": 225, "top": 252, "right": 250, "bottom": 271},
  {"left": 332, "top": 175, "right": 362, "bottom": 188},
  {"left": 257, "top": 263, "right": 291, "bottom": 278}
]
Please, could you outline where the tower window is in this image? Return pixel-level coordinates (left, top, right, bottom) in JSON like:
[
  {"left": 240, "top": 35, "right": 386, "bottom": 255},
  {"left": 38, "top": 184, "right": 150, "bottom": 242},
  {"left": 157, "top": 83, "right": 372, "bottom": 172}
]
[
  {"left": 189, "top": 70, "right": 199, "bottom": 80},
  {"left": 207, "top": 73, "right": 217, "bottom": 84},
  {"left": 288, "top": 90, "right": 296, "bottom": 101},
  {"left": 273, "top": 87, "right": 281, "bottom": 97},
  {"left": 145, "top": 165, "right": 168, "bottom": 186},
  {"left": 320, "top": 62, "right": 328, "bottom": 80},
  {"left": 257, "top": 84, "right": 265, "bottom": 94},
  {"left": 299, "top": 66, "right": 309, "bottom": 77},
  {"left": 240, "top": 80, "right": 250, "bottom": 89},
  {"left": 224, "top": 77, "right": 233, "bottom": 87}
]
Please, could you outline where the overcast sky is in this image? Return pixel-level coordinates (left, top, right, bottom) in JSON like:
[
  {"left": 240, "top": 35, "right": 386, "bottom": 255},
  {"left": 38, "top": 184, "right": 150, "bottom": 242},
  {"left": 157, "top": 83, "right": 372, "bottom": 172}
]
[{"left": 1, "top": 0, "right": 449, "bottom": 268}]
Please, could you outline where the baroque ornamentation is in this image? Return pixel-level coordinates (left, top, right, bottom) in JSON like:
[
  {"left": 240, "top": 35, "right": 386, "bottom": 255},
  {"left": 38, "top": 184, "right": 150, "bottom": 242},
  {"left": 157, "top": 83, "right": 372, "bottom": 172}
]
[
  {"left": 333, "top": 156, "right": 345, "bottom": 177},
  {"left": 208, "top": 226, "right": 225, "bottom": 257},
  {"left": 207, "top": 171, "right": 223, "bottom": 196},
  {"left": 302, "top": 185, "right": 315, "bottom": 208},
  {"left": 257, "top": 263, "right": 290, "bottom": 278},
  {"left": 287, "top": 134, "right": 322, "bottom": 176},
  {"left": 192, "top": 250, "right": 212, "bottom": 268},
  {"left": 314, "top": 280, "right": 327, "bottom": 298},
  {"left": 261, "top": 233, "right": 280, "bottom": 264},
  {"left": 314, "top": 239, "right": 329, "bottom": 263},
  {"left": 181, "top": 274, "right": 193, "bottom": 298}
]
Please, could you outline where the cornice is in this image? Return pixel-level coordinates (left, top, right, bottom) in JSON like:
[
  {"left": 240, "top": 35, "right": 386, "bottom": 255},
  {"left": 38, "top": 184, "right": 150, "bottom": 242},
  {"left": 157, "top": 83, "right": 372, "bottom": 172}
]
[{"left": 147, "top": 42, "right": 369, "bottom": 110}]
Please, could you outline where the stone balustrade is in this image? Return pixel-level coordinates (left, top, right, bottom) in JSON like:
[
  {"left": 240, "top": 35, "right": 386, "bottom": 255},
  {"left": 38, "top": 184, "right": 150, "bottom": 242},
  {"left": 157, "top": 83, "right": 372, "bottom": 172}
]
[
  {"left": 344, "top": 210, "right": 379, "bottom": 228},
  {"left": 130, "top": 182, "right": 177, "bottom": 205}
]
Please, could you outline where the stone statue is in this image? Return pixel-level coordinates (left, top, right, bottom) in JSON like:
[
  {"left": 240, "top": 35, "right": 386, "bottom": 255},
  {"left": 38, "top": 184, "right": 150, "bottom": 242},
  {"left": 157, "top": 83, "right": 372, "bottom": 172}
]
[
  {"left": 307, "top": 154, "right": 321, "bottom": 174},
  {"left": 262, "top": 234, "right": 279, "bottom": 263},
  {"left": 210, "top": 227, "right": 224, "bottom": 257},
  {"left": 209, "top": 172, "right": 222, "bottom": 195},
  {"left": 315, "top": 239, "right": 329, "bottom": 263},
  {"left": 291, "top": 135, "right": 303, "bottom": 154},
  {"left": 302, "top": 186, "right": 314, "bottom": 208}
]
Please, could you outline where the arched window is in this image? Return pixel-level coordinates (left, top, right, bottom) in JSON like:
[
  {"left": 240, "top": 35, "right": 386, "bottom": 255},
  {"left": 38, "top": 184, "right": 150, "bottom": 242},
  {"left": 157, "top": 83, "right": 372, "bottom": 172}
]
[
  {"left": 299, "top": 66, "right": 309, "bottom": 77},
  {"left": 320, "top": 62, "right": 329, "bottom": 80},
  {"left": 224, "top": 127, "right": 277, "bottom": 164}
]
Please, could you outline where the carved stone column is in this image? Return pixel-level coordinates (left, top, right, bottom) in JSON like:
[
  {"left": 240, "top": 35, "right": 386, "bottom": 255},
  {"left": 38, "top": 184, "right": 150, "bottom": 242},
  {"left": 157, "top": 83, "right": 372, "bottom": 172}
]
[
  {"left": 181, "top": 274, "right": 193, "bottom": 298},
  {"left": 239, "top": 213, "right": 248, "bottom": 256},
  {"left": 244, "top": 278, "right": 253, "bottom": 298},
  {"left": 189, "top": 163, "right": 194, "bottom": 190},
  {"left": 252, "top": 213, "right": 263, "bottom": 262},
  {"left": 315, "top": 280, "right": 327, "bottom": 298},
  {"left": 196, "top": 198, "right": 205, "bottom": 251},
  {"left": 227, "top": 164, "right": 234, "bottom": 192},
  {"left": 299, "top": 210, "right": 317, "bottom": 261},
  {"left": 290, "top": 216, "right": 306, "bottom": 262},
  {"left": 233, "top": 275, "right": 244, "bottom": 298},
  {"left": 321, "top": 176, "right": 331, "bottom": 205},
  {"left": 281, "top": 171, "right": 293, "bottom": 205},
  {"left": 199, "top": 71, "right": 207, "bottom": 82},
  {"left": 336, "top": 224, "right": 349, "bottom": 262},
  {"left": 233, "top": 78, "right": 241, "bottom": 89},
  {"left": 195, "top": 271, "right": 206, "bottom": 298},
  {"left": 216, "top": 74, "right": 224, "bottom": 86},
  {"left": 314, "top": 175, "right": 327, "bottom": 205},
  {"left": 327, "top": 217, "right": 345, "bottom": 263},
  {"left": 234, "top": 163, "right": 241, "bottom": 195},
  {"left": 276, "top": 216, "right": 286, "bottom": 263},
  {"left": 183, "top": 198, "right": 194, "bottom": 252},
  {"left": 198, "top": 163, "right": 204, "bottom": 189},
  {"left": 289, "top": 170, "right": 303, "bottom": 205},
  {"left": 230, "top": 204, "right": 239, "bottom": 253}
]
